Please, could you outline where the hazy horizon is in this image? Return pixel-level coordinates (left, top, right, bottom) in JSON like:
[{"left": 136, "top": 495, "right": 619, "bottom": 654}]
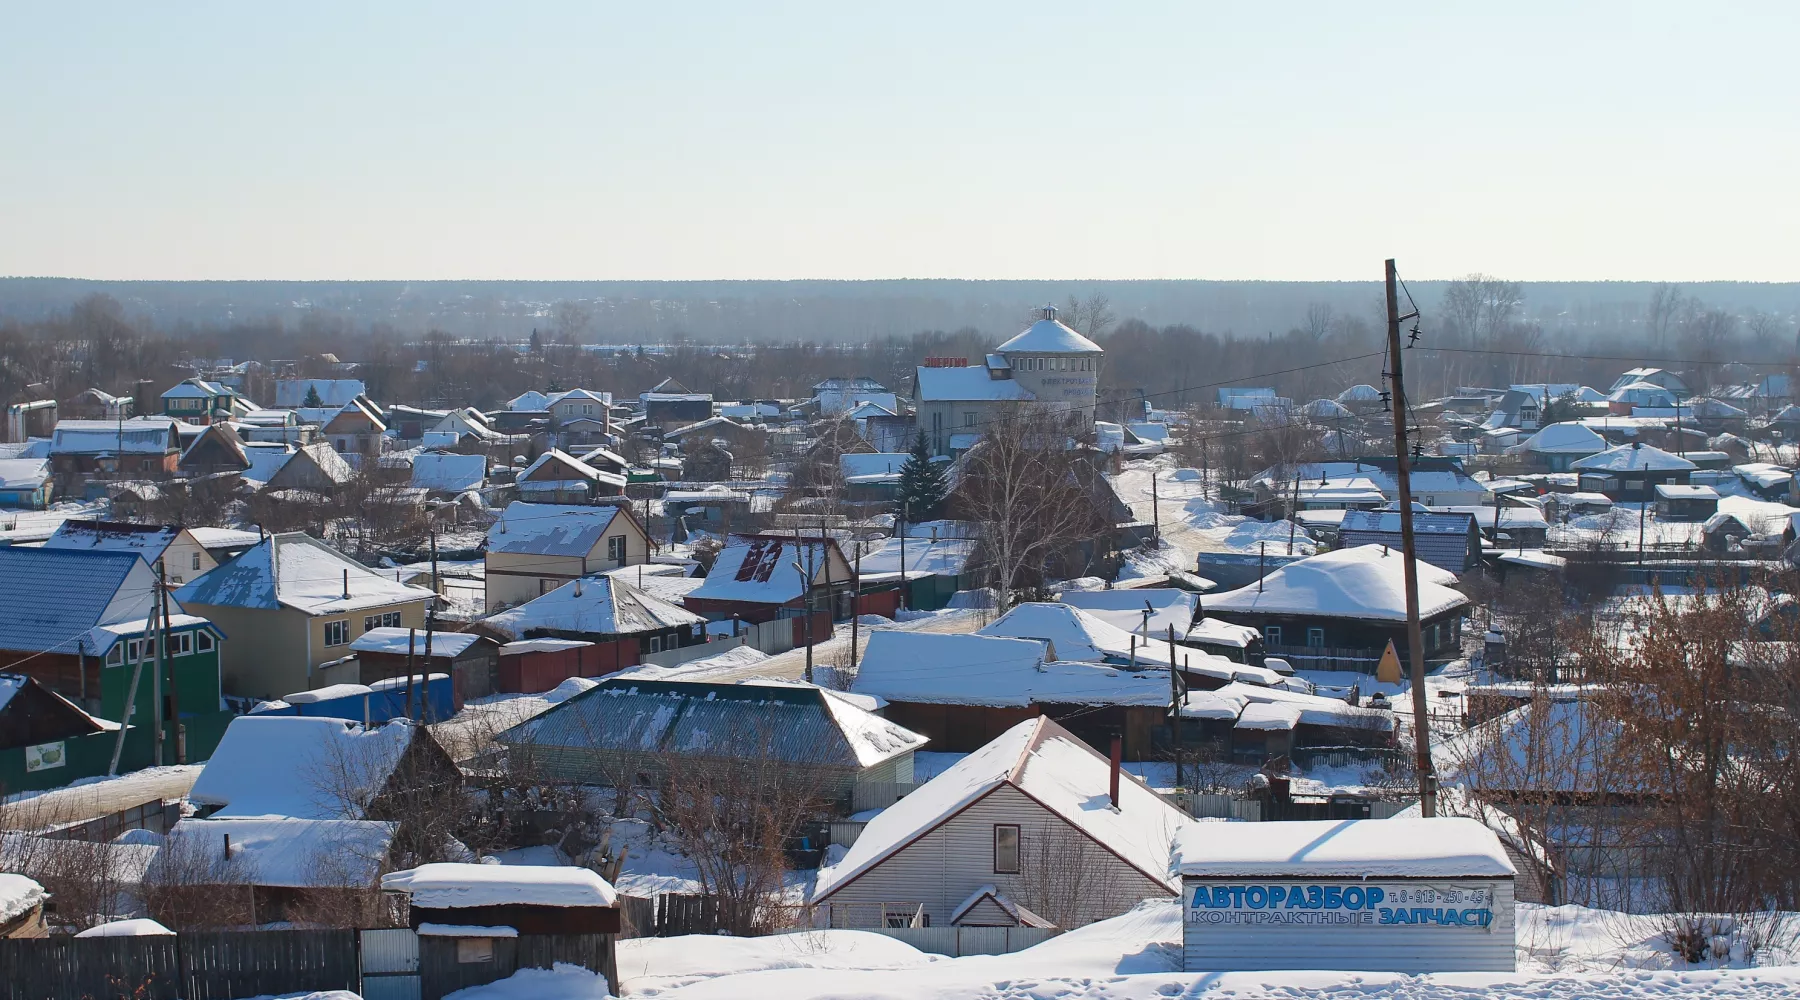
[{"left": 4, "top": 2, "right": 1797, "bottom": 283}]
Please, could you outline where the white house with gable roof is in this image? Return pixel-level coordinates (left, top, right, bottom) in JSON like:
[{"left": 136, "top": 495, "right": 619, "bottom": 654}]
[{"left": 812, "top": 716, "right": 1184, "bottom": 930}]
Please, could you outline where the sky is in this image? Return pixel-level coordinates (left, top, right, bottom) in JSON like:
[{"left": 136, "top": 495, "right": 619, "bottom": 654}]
[{"left": 2, "top": 2, "right": 1796, "bottom": 282}]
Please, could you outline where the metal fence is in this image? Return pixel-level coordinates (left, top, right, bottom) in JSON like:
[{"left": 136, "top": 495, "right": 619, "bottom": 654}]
[{"left": 0, "top": 928, "right": 357, "bottom": 1000}]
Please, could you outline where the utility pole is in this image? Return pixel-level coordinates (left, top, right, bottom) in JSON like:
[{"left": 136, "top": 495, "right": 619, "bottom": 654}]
[
  {"left": 161, "top": 564, "right": 181, "bottom": 764},
  {"left": 1287, "top": 475, "right": 1301, "bottom": 554},
  {"left": 1150, "top": 472, "right": 1160, "bottom": 545},
  {"left": 152, "top": 558, "right": 166, "bottom": 767},
  {"left": 1167, "top": 625, "right": 1185, "bottom": 792},
  {"left": 897, "top": 502, "right": 909, "bottom": 612},
  {"left": 1385, "top": 257, "right": 1437, "bottom": 817},
  {"left": 850, "top": 539, "right": 862, "bottom": 672}
]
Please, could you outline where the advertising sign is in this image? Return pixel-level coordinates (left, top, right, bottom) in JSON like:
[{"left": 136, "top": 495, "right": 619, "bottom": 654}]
[
  {"left": 1185, "top": 881, "right": 1497, "bottom": 929},
  {"left": 24, "top": 740, "right": 67, "bottom": 772}
]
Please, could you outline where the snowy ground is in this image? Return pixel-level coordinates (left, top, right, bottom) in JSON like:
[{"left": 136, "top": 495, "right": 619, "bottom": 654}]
[
  {"left": 603, "top": 899, "right": 1800, "bottom": 999},
  {"left": 1112, "top": 460, "right": 1314, "bottom": 584}
]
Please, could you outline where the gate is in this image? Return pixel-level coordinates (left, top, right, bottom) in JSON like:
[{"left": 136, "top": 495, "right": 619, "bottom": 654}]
[{"left": 360, "top": 928, "right": 421, "bottom": 1000}]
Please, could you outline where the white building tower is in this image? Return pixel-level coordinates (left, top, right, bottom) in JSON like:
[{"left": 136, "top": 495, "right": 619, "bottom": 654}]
[{"left": 997, "top": 304, "right": 1104, "bottom": 427}]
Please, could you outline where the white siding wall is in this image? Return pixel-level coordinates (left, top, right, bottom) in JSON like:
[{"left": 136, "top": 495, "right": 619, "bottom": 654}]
[
  {"left": 822, "top": 785, "right": 1173, "bottom": 928},
  {"left": 1181, "top": 877, "right": 1515, "bottom": 973}
]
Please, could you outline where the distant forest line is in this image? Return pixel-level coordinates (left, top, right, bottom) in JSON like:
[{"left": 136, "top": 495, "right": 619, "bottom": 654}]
[{"left": 2, "top": 277, "right": 1798, "bottom": 343}]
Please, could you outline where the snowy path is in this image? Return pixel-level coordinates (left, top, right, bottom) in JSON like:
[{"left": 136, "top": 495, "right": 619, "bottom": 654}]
[
  {"left": 1110, "top": 461, "right": 1313, "bottom": 584},
  {"left": 2, "top": 765, "right": 201, "bottom": 830}
]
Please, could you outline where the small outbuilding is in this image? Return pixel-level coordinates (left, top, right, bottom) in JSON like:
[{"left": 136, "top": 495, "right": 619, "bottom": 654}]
[
  {"left": 1174, "top": 817, "right": 1516, "bottom": 973},
  {"left": 1653, "top": 483, "right": 1720, "bottom": 521}
]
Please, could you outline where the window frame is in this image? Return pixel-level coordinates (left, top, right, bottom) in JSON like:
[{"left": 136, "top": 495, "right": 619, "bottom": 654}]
[
  {"left": 993, "top": 823, "right": 1021, "bottom": 874},
  {"left": 106, "top": 645, "right": 123, "bottom": 666},
  {"left": 191, "top": 551, "right": 203, "bottom": 572},
  {"left": 1264, "top": 626, "right": 1282, "bottom": 646},
  {"left": 1306, "top": 627, "right": 1325, "bottom": 648},
  {"left": 170, "top": 632, "right": 193, "bottom": 657},
  {"left": 196, "top": 631, "right": 215, "bottom": 653},
  {"left": 323, "top": 619, "right": 350, "bottom": 647}
]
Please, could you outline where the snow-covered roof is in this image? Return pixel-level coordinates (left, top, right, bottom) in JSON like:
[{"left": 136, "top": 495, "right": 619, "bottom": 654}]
[
  {"left": 167, "top": 816, "right": 395, "bottom": 887},
  {"left": 1436, "top": 698, "right": 1628, "bottom": 795},
  {"left": 1655, "top": 483, "right": 1718, "bottom": 500},
  {"left": 914, "top": 365, "right": 1035, "bottom": 403},
  {"left": 0, "top": 457, "right": 50, "bottom": 489},
  {"left": 75, "top": 918, "right": 174, "bottom": 937},
  {"left": 42, "top": 520, "right": 182, "bottom": 558},
  {"left": 498, "top": 637, "right": 594, "bottom": 655},
  {"left": 161, "top": 378, "right": 229, "bottom": 399},
  {"left": 1205, "top": 545, "right": 1468, "bottom": 622},
  {"left": 1056, "top": 588, "right": 1197, "bottom": 638},
  {"left": 852, "top": 536, "right": 974, "bottom": 580},
  {"left": 1607, "top": 381, "right": 1678, "bottom": 404},
  {"left": 1299, "top": 398, "right": 1353, "bottom": 420},
  {"left": 350, "top": 627, "right": 486, "bottom": 657},
  {"left": 411, "top": 453, "right": 486, "bottom": 493},
  {"left": 979, "top": 602, "right": 1188, "bottom": 667},
  {"left": 175, "top": 532, "right": 433, "bottom": 616},
  {"left": 687, "top": 535, "right": 845, "bottom": 605},
  {"left": 506, "top": 390, "right": 553, "bottom": 412},
  {"left": 1520, "top": 422, "right": 1607, "bottom": 455},
  {"left": 382, "top": 862, "right": 617, "bottom": 908},
  {"left": 1336, "top": 384, "right": 1382, "bottom": 403},
  {"left": 1733, "top": 463, "right": 1792, "bottom": 489},
  {"left": 511, "top": 676, "right": 924, "bottom": 771},
  {"left": 0, "top": 873, "right": 46, "bottom": 926},
  {"left": 485, "top": 502, "right": 630, "bottom": 556},
  {"left": 50, "top": 418, "right": 178, "bottom": 455},
  {"left": 815, "top": 716, "right": 1184, "bottom": 901},
  {"left": 840, "top": 453, "right": 910, "bottom": 483},
  {"left": 188, "top": 526, "right": 264, "bottom": 552},
  {"left": 1185, "top": 616, "right": 1261, "bottom": 649},
  {"left": 995, "top": 315, "right": 1103, "bottom": 354},
  {"left": 1173, "top": 817, "right": 1515, "bottom": 878},
  {"left": 1235, "top": 702, "right": 1300, "bottom": 730},
  {"left": 1571, "top": 442, "right": 1698, "bottom": 473},
  {"left": 1211, "top": 680, "right": 1393, "bottom": 731},
  {"left": 853, "top": 631, "right": 1169, "bottom": 708},
  {"left": 517, "top": 449, "right": 624, "bottom": 488},
  {"left": 189, "top": 715, "right": 417, "bottom": 819},
  {"left": 1340, "top": 508, "right": 1477, "bottom": 537},
  {"left": 483, "top": 574, "right": 704, "bottom": 640},
  {"left": 948, "top": 885, "right": 1054, "bottom": 928},
  {"left": 274, "top": 379, "right": 366, "bottom": 408}
]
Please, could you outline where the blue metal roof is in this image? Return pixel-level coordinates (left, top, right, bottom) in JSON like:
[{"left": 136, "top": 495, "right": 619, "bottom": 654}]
[{"left": 0, "top": 548, "right": 149, "bottom": 654}]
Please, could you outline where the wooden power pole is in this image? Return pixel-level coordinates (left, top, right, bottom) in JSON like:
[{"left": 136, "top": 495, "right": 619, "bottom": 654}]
[{"left": 1384, "top": 258, "right": 1437, "bottom": 817}]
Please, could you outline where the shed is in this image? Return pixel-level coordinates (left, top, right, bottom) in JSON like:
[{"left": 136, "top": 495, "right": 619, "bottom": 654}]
[
  {"left": 497, "top": 638, "right": 599, "bottom": 694},
  {"left": 382, "top": 862, "right": 619, "bottom": 934},
  {"left": 1653, "top": 483, "right": 1720, "bottom": 521},
  {"left": 1338, "top": 508, "right": 1481, "bottom": 574},
  {"left": 350, "top": 627, "right": 500, "bottom": 704},
  {"left": 1174, "top": 817, "right": 1516, "bottom": 973}
]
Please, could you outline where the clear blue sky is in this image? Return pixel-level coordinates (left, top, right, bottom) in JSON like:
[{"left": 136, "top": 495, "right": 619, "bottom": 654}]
[{"left": 2, "top": 2, "right": 1795, "bottom": 281}]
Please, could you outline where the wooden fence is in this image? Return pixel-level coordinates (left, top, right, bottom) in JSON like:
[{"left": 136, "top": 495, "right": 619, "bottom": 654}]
[{"left": 0, "top": 928, "right": 357, "bottom": 1000}]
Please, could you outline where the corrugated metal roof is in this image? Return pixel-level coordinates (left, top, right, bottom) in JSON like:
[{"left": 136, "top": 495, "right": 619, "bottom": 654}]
[
  {"left": 0, "top": 548, "right": 152, "bottom": 654},
  {"left": 509, "top": 678, "right": 923, "bottom": 770}
]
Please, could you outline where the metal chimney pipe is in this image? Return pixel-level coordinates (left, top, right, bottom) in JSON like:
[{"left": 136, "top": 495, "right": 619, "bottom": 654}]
[{"left": 1109, "top": 736, "right": 1122, "bottom": 808}]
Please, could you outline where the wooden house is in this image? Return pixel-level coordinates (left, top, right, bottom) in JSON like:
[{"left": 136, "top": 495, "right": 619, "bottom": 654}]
[
  {"left": 811, "top": 716, "right": 1184, "bottom": 929},
  {"left": 684, "top": 533, "right": 854, "bottom": 627},
  {"left": 483, "top": 501, "right": 649, "bottom": 609},
  {"left": 1570, "top": 442, "right": 1696, "bottom": 501},
  {"left": 381, "top": 863, "right": 619, "bottom": 995},
  {"left": 174, "top": 533, "right": 435, "bottom": 700},
  {"left": 0, "top": 875, "right": 48, "bottom": 939},
  {"left": 349, "top": 627, "right": 501, "bottom": 704},
  {"left": 852, "top": 631, "right": 1176, "bottom": 760},
  {"left": 502, "top": 676, "right": 925, "bottom": 813},
  {"left": 482, "top": 574, "right": 707, "bottom": 673},
  {"left": 159, "top": 378, "right": 237, "bottom": 424},
  {"left": 321, "top": 399, "right": 387, "bottom": 458},
  {"left": 1204, "top": 545, "right": 1470, "bottom": 670},
  {"left": 0, "top": 458, "right": 52, "bottom": 509},
  {"left": 514, "top": 449, "right": 626, "bottom": 504},
  {"left": 43, "top": 519, "right": 218, "bottom": 586},
  {"left": 260, "top": 442, "right": 356, "bottom": 495},
  {"left": 48, "top": 418, "right": 181, "bottom": 499},
  {"left": 1338, "top": 507, "right": 1481, "bottom": 574},
  {"left": 177, "top": 421, "right": 253, "bottom": 478}
]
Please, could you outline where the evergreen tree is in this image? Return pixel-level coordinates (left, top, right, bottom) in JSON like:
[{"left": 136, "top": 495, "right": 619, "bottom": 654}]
[
  {"left": 895, "top": 431, "right": 949, "bottom": 521},
  {"left": 302, "top": 384, "right": 323, "bottom": 408}
]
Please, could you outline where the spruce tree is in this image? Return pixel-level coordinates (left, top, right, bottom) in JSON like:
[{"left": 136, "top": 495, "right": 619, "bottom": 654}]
[
  {"left": 302, "top": 384, "right": 323, "bottom": 408},
  {"left": 895, "top": 431, "right": 949, "bottom": 522}
]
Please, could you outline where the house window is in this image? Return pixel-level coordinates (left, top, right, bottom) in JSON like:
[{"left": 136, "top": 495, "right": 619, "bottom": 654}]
[
  {"left": 364, "top": 611, "right": 401, "bottom": 631},
  {"left": 169, "top": 575, "right": 182, "bottom": 585},
  {"left": 456, "top": 938, "right": 494, "bottom": 964},
  {"left": 1265, "top": 626, "right": 1282, "bottom": 646},
  {"left": 649, "top": 636, "right": 663, "bottom": 654},
  {"left": 1307, "top": 628, "right": 1324, "bottom": 648},
  {"left": 323, "top": 620, "right": 350, "bottom": 646},
  {"left": 192, "top": 552, "right": 202, "bottom": 571},
  {"left": 106, "top": 646, "right": 123, "bottom": 666},
  {"left": 993, "top": 824, "right": 1020, "bottom": 874},
  {"left": 608, "top": 535, "right": 627, "bottom": 564},
  {"left": 170, "top": 632, "right": 193, "bottom": 656},
  {"left": 196, "top": 631, "right": 215, "bottom": 653},
  {"left": 334, "top": 439, "right": 345, "bottom": 452},
  {"left": 964, "top": 412, "right": 976, "bottom": 427}
]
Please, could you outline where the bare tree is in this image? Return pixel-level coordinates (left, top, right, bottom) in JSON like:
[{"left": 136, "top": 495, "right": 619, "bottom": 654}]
[
  {"left": 142, "top": 830, "right": 257, "bottom": 930},
  {"left": 952, "top": 408, "right": 1106, "bottom": 610},
  {"left": 1647, "top": 283, "right": 1687, "bottom": 349}
]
